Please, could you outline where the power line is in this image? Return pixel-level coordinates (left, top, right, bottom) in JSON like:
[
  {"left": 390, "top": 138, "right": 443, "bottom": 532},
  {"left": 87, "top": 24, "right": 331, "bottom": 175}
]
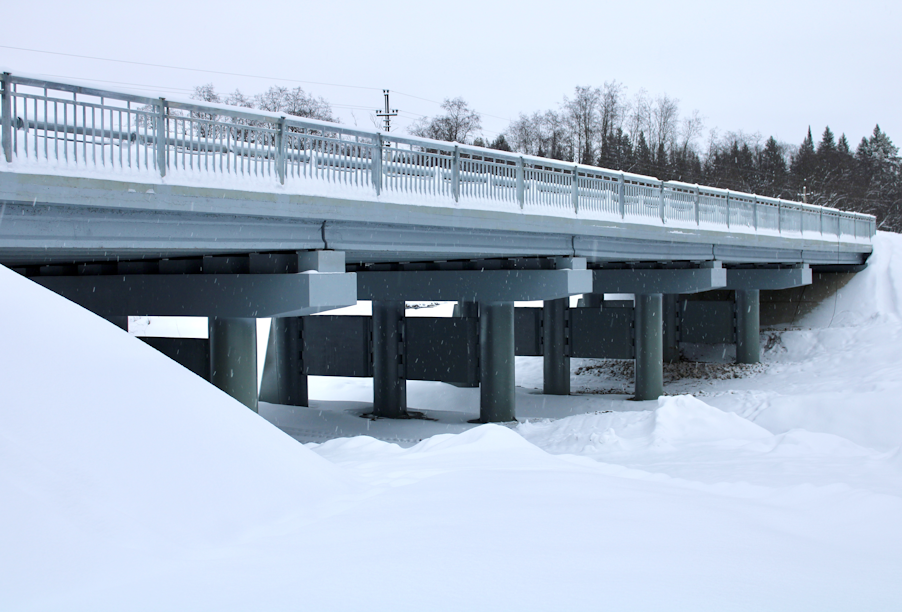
[
  {"left": 2, "top": 45, "right": 514, "bottom": 123},
  {"left": 0, "top": 44, "right": 381, "bottom": 92}
]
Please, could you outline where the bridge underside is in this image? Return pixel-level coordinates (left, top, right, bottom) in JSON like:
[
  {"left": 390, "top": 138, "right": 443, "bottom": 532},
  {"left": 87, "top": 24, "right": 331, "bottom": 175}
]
[{"left": 0, "top": 171, "right": 871, "bottom": 422}]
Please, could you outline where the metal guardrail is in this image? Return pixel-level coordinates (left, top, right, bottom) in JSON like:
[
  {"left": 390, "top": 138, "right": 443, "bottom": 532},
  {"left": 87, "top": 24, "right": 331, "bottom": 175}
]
[{"left": 0, "top": 72, "right": 876, "bottom": 242}]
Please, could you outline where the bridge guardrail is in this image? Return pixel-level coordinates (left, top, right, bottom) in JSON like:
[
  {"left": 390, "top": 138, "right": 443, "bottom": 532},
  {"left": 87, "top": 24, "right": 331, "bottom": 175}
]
[{"left": 0, "top": 72, "right": 876, "bottom": 243}]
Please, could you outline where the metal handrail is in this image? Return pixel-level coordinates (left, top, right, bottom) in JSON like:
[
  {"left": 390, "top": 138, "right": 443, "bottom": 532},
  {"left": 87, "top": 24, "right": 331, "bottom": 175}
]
[{"left": 0, "top": 71, "right": 876, "bottom": 242}]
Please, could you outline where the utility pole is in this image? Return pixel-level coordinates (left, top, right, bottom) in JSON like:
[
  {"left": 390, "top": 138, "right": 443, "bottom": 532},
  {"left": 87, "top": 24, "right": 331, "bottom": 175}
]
[{"left": 376, "top": 89, "right": 398, "bottom": 133}]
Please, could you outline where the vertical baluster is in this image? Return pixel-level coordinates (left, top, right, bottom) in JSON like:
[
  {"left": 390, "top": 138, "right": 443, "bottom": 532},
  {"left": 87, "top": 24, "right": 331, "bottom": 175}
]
[
  {"left": 42, "top": 88, "right": 47, "bottom": 162},
  {"left": 32, "top": 96, "right": 38, "bottom": 160},
  {"left": 99, "top": 99, "right": 105, "bottom": 167},
  {"left": 53, "top": 100, "right": 59, "bottom": 163},
  {"left": 63, "top": 101, "right": 69, "bottom": 165},
  {"left": 22, "top": 93, "right": 29, "bottom": 160}
]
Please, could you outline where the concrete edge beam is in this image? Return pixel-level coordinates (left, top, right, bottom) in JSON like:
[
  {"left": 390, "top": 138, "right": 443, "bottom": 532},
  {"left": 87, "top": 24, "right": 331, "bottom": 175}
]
[
  {"left": 726, "top": 265, "right": 812, "bottom": 290},
  {"left": 32, "top": 272, "right": 358, "bottom": 318},
  {"left": 357, "top": 268, "right": 593, "bottom": 302},
  {"left": 592, "top": 265, "right": 727, "bottom": 295}
]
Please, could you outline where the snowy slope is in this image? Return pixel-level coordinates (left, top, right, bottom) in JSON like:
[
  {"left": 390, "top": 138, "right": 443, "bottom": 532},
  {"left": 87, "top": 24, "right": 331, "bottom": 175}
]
[{"left": 2, "top": 235, "right": 902, "bottom": 611}]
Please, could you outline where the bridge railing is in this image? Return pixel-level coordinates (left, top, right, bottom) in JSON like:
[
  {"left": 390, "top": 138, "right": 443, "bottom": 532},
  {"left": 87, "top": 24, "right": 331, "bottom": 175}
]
[{"left": 0, "top": 72, "right": 876, "bottom": 243}]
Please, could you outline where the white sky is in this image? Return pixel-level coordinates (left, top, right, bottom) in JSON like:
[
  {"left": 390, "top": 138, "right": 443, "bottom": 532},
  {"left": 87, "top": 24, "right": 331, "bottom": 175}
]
[{"left": 2, "top": 0, "right": 899, "bottom": 150}]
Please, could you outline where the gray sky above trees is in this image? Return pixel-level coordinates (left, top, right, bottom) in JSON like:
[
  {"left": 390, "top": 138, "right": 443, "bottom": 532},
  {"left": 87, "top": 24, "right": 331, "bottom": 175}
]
[{"left": 1, "top": 0, "right": 898, "bottom": 147}]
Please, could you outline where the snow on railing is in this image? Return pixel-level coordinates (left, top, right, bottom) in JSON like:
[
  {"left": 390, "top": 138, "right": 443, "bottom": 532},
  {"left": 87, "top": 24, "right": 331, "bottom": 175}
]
[{"left": 0, "top": 72, "right": 876, "bottom": 243}]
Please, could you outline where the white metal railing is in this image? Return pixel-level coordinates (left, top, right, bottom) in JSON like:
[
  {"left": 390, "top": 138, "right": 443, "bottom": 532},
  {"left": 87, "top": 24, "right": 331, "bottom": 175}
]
[{"left": 0, "top": 72, "right": 876, "bottom": 243}]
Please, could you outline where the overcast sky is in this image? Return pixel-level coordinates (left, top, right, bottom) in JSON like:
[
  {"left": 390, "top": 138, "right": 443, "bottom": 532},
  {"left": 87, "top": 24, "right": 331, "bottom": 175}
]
[{"left": 2, "top": 0, "right": 899, "bottom": 151}]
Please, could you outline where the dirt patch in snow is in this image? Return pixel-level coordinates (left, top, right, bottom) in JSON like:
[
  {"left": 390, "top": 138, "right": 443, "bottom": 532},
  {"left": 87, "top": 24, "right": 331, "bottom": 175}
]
[{"left": 573, "top": 359, "right": 767, "bottom": 395}]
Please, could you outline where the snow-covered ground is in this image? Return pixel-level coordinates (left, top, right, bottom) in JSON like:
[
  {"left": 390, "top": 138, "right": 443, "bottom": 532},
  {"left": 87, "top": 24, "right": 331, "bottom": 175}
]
[{"left": 2, "top": 235, "right": 902, "bottom": 611}]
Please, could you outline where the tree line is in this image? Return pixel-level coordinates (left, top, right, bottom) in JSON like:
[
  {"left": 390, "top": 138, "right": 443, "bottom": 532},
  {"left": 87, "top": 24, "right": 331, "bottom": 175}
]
[
  {"left": 413, "top": 84, "right": 901, "bottom": 232},
  {"left": 194, "top": 82, "right": 901, "bottom": 231}
]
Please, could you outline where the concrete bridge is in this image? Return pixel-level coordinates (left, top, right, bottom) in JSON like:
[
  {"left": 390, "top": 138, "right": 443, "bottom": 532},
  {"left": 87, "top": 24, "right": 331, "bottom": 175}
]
[{"left": 0, "top": 72, "right": 875, "bottom": 421}]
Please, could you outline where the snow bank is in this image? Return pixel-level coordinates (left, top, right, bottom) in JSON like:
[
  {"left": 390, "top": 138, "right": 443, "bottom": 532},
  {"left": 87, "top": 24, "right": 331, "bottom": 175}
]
[
  {"left": 518, "top": 395, "right": 773, "bottom": 456},
  {"left": 0, "top": 265, "right": 348, "bottom": 607},
  {"left": 803, "top": 231, "right": 902, "bottom": 327}
]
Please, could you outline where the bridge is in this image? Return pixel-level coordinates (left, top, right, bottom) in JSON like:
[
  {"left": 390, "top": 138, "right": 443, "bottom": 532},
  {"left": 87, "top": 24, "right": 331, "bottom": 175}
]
[{"left": 0, "top": 72, "right": 875, "bottom": 422}]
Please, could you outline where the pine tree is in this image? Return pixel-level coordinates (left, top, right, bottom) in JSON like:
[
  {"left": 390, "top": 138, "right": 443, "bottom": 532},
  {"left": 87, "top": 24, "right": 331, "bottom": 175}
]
[
  {"left": 759, "top": 136, "right": 788, "bottom": 197},
  {"left": 635, "top": 132, "right": 652, "bottom": 176},
  {"left": 791, "top": 127, "right": 817, "bottom": 198},
  {"left": 488, "top": 135, "right": 513, "bottom": 152}
]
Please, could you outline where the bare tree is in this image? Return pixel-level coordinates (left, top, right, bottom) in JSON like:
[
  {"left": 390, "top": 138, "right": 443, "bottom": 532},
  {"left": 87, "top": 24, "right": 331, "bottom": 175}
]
[
  {"left": 649, "top": 94, "right": 680, "bottom": 155},
  {"left": 600, "top": 81, "right": 626, "bottom": 140},
  {"left": 564, "top": 86, "right": 602, "bottom": 164},
  {"left": 679, "top": 109, "right": 705, "bottom": 156},
  {"left": 409, "top": 97, "right": 482, "bottom": 144},
  {"left": 254, "top": 86, "right": 334, "bottom": 122}
]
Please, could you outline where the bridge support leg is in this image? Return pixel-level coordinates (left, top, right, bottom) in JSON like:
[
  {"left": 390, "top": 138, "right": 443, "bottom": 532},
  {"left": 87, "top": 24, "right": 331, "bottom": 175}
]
[
  {"left": 372, "top": 300, "right": 407, "bottom": 418},
  {"left": 270, "top": 317, "right": 307, "bottom": 406},
  {"left": 735, "top": 289, "right": 761, "bottom": 364},
  {"left": 479, "top": 301, "right": 516, "bottom": 422},
  {"left": 454, "top": 300, "right": 479, "bottom": 318},
  {"left": 543, "top": 298, "right": 569, "bottom": 395},
  {"left": 663, "top": 294, "right": 680, "bottom": 363},
  {"left": 581, "top": 293, "right": 604, "bottom": 308},
  {"left": 209, "top": 317, "right": 258, "bottom": 411},
  {"left": 634, "top": 293, "right": 664, "bottom": 401}
]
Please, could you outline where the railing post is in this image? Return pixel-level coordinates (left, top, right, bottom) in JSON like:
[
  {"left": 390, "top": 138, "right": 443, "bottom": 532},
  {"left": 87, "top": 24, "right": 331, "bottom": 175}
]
[
  {"left": 372, "top": 133, "right": 383, "bottom": 196},
  {"left": 452, "top": 145, "right": 460, "bottom": 203},
  {"left": 799, "top": 206, "right": 804, "bottom": 235},
  {"left": 516, "top": 156, "right": 525, "bottom": 209},
  {"left": 619, "top": 172, "right": 625, "bottom": 218},
  {"left": 659, "top": 181, "right": 666, "bottom": 223},
  {"left": 819, "top": 207, "right": 824, "bottom": 236},
  {"left": 1, "top": 73, "right": 12, "bottom": 163},
  {"left": 275, "top": 117, "right": 286, "bottom": 185},
  {"left": 156, "top": 98, "right": 167, "bottom": 177},
  {"left": 777, "top": 200, "right": 782, "bottom": 234},
  {"left": 725, "top": 190, "right": 731, "bottom": 228},
  {"left": 572, "top": 165, "right": 579, "bottom": 214},
  {"left": 694, "top": 185, "right": 700, "bottom": 226},
  {"left": 753, "top": 196, "right": 759, "bottom": 230}
]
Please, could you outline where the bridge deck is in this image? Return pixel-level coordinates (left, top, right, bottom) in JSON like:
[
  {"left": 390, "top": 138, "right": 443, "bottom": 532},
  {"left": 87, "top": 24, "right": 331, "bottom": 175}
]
[{"left": 0, "top": 72, "right": 874, "bottom": 270}]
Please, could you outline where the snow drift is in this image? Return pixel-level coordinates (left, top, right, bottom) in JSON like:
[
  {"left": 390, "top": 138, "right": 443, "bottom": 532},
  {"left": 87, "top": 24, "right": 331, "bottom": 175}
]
[{"left": 3, "top": 233, "right": 902, "bottom": 610}]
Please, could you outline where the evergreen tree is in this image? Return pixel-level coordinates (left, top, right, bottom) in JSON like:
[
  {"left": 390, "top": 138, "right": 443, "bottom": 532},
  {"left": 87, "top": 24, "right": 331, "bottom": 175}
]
[
  {"left": 759, "top": 137, "right": 788, "bottom": 197},
  {"left": 635, "top": 132, "right": 653, "bottom": 175},
  {"left": 816, "top": 126, "right": 836, "bottom": 155},
  {"left": 489, "top": 134, "right": 512, "bottom": 152},
  {"left": 791, "top": 127, "right": 817, "bottom": 179}
]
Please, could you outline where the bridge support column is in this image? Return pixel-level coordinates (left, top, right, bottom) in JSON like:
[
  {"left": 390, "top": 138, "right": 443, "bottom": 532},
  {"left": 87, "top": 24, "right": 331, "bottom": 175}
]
[
  {"left": 454, "top": 300, "right": 479, "bottom": 318},
  {"left": 663, "top": 294, "right": 680, "bottom": 363},
  {"left": 209, "top": 317, "right": 258, "bottom": 411},
  {"left": 479, "top": 301, "right": 516, "bottom": 422},
  {"left": 634, "top": 293, "right": 664, "bottom": 401},
  {"left": 270, "top": 317, "right": 307, "bottom": 406},
  {"left": 543, "top": 297, "right": 569, "bottom": 395},
  {"left": 372, "top": 300, "right": 407, "bottom": 418},
  {"left": 581, "top": 293, "right": 604, "bottom": 308},
  {"left": 735, "top": 289, "right": 760, "bottom": 364}
]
